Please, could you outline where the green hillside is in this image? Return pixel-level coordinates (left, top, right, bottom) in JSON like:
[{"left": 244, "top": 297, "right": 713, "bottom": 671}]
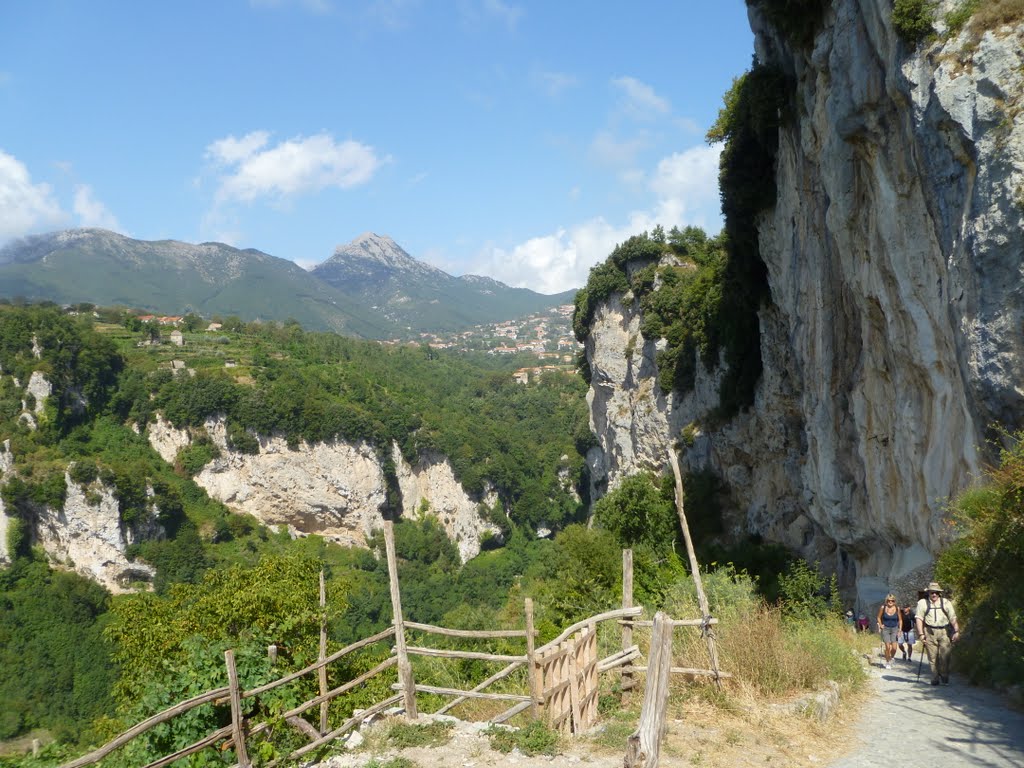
[{"left": 0, "top": 230, "right": 399, "bottom": 338}]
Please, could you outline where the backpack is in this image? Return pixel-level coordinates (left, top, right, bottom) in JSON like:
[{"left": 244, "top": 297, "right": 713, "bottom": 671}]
[{"left": 924, "top": 597, "right": 952, "bottom": 628}]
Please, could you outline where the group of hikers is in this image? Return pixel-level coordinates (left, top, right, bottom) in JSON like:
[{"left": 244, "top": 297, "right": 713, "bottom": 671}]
[{"left": 849, "top": 581, "right": 960, "bottom": 686}]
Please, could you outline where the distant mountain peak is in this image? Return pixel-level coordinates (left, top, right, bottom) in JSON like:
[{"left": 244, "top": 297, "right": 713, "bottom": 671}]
[{"left": 322, "top": 232, "right": 444, "bottom": 280}]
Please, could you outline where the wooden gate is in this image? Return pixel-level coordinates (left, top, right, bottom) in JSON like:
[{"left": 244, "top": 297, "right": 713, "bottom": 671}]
[{"left": 535, "top": 624, "right": 598, "bottom": 734}]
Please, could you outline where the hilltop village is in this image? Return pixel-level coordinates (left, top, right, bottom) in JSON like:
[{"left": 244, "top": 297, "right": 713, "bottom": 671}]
[{"left": 389, "top": 304, "right": 581, "bottom": 378}]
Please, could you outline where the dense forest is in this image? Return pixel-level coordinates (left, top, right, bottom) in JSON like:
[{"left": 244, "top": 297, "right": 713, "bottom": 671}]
[
  {"left": 3, "top": 262, "right": 1020, "bottom": 764},
  {"left": 0, "top": 300, "right": 767, "bottom": 759}
]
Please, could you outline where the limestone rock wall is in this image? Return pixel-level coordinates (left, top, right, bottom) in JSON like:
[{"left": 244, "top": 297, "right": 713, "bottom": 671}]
[
  {"left": 393, "top": 444, "right": 502, "bottom": 561},
  {"left": 584, "top": 1, "right": 1024, "bottom": 602},
  {"left": 0, "top": 436, "right": 159, "bottom": 590},
  {"left": 33, "top": 473, "right": 160, "bottom": 593},
  {"left": 148, "top": 415, "right": 497, "bottom": 560},
  {"left": 0, "top": 440, "right": 13, "bottom": 566}
]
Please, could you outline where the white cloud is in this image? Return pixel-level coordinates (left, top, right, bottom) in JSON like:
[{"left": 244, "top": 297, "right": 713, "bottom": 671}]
[
  {"left": 612, "top": 76, "right": 670, "bottom": 120},
  {"left": 366, "top": 0, "right": 420, "bottom": 27},
  {"left": 589, "top": 130, "right": 648, "bottom": 170},
  {"left": 535, "top": 69, "right": 578, "bottom": 98},
  {"left": 206, "top": 131, "right": 271, "bottom": 164},
  {"left": 471, "top": 143, "right": 723, "bottom": 294},
  {"left": 470, "top": 220, "right": 628, "bottom": 295},
  {"left": 0, "top": 150, "right": 66, "bottom": 241},
  {"left": 650, "top": 144, "right": 722, "bottom": 210},
  {"left": 73, "top": 184, "right": 120, "bottom": 231},
  {"left": 482, "top": 0, "right": 523, "bottom": 30},
  {"left": 205, "top": 131, "right": 384, "bottom": 204}
]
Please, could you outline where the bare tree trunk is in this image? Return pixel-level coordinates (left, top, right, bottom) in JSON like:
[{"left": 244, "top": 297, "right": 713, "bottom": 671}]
[{"left": 624, "top": 611, "right": 672, "bottom": 768}]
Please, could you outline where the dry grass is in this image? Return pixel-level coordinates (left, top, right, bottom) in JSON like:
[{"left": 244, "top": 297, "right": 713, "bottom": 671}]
[
  {"left": 581, "top": 584, "right": 871, "bottom": 767},
  {"left": 969, "top": 0, "right": 1024, "bottom": 31}
]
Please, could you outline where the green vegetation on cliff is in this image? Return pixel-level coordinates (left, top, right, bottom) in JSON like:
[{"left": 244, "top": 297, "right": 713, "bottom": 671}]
[
  {"left": 572, "top": 59, "right": 787, "bottom": 418},
  {"left": 0, "top": 303, "right": 592, "bottom": 747},
  {"left": 936, "top": 431, "right": 1024, "bottom": 691},
  {"left": 748, "top": 0, "right": 828, "bottom": 49}
]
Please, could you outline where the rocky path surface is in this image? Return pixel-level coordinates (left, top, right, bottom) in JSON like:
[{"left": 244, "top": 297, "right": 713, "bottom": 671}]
[{"left": 828, "top": 654, "right": 1024, "bottom": 767}]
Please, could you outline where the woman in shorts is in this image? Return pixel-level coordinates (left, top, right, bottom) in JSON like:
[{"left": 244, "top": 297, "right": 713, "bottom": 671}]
[{"left": 877, "top": 593, "right": 901, "bottom": 669}]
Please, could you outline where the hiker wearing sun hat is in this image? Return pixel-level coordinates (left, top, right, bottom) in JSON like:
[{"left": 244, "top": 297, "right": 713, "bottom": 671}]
[{"left": 914, "top": 581, "right": 960, "bottom": 685}]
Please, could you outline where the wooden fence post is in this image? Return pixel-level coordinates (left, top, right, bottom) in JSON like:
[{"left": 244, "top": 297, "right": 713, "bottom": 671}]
[
  {"left": 318, "top": 569, "right": 329, "bottom": 734},
  {"left": 622, "top": 548, "right": 635, "bottom": 701},
  {"left": 225, "top": 649, "right": 250, "bottom": 768},
  {"left": 667, "top": 449, "right": 723, "bottom": 688},
  {"left": 525, "top": 597, "right": 540, "bottom": 719},
  {"left": 624, "top": 611, "right": 671, "bottom": 768},
  {"left": 383, "top": 520, "right": 418, "bottom": 719}
]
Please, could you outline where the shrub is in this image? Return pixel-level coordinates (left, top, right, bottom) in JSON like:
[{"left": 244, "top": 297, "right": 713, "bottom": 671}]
[
  {"left": 664, "top": 572, "right": 864, "bottom": 696},
  {"left": 381, "top": 719, "right": 454, "bottom": 749},
  {"left": 778, "top": 559, "right": 841, "bottom": 619},
  {"left": 893, "top": 0, "right": 936, "bottom": 44},
  {"left": 486, "top": 721, "right": 560, "bottom": 756},
  {"left": 935, "top": 430, "right": 1024, "bottom": 688},
  {"left": 707, "top": 63, "right": 789, "bottom": 416},
  {"left": 68, "top": 459, "right": 99, "bottom": 485},
  {"left": 226, "top": 420, "right": 260, "bottom": 454},
  {"left": 176, "top": 435, "right": 220, "bottom": 476}
]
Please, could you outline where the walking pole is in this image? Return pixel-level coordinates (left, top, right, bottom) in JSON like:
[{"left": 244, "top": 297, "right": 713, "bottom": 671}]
[{"left": 916, "top": 637, "right": 925, "bottom": 682}]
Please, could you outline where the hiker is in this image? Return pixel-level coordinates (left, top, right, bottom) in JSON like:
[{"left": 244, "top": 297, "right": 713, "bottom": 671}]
[
  {"left": 856, "top": 613, "right": 869, "bottom": 632},
  {"left": 898, "top": 604, "right": 916, "bottom": 661},
  {"left": 915, "top": 581, "right": 961, "bottom": 685},
  {"left": 877, "top": 593, "right": 901, "bottom": 668}
]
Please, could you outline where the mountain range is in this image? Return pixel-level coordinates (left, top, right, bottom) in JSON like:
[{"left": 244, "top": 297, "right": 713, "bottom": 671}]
[{"left": 0, "top": 229, "right": 575, "bottom": 337}]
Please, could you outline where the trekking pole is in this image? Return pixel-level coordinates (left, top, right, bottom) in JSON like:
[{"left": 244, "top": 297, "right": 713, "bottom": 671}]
[{"left": 916, "top": 638, "right": 925, "bottom": 682}]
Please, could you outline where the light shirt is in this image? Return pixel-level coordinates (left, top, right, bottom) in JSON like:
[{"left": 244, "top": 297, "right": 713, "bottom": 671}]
[{"left": 915, "top": 596, "right": 957, "bottom": 628}]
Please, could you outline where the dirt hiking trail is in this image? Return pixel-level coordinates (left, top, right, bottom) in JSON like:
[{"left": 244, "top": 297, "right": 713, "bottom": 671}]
[
  {"left": 827, "top": 653, "right": 1024, "bottom": 768},
  {"left": 318, "top": 651, "right": 1024, "bottom": 768}
]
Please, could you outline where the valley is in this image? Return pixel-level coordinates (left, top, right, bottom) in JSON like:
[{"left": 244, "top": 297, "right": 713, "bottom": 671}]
[{"left": 2, "top": 1, "right": 1024, "bottom": 766}]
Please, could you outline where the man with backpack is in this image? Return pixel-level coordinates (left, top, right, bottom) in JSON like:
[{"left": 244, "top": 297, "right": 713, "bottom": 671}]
[{"left": 915, "top": 581, "right": 961, "bottom": 685}]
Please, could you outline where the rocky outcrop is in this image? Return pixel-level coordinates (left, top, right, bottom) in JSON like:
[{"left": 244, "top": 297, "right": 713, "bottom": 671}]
[
  {"left": 393, "top": 444, "right": 502, "bottom": 561},
  {"left": 0, "top": 440, "right": 13, "bottom": 565},
  {"left": 584, "top": 1, "right": 1024, "bottom": 606},
  {"left": 33, "top": 472, "right": 160, "bottom": 593},
  {"left": 148, "top": 415, "right": 497, "bottom": 559},
  {"left": 0, "top": 437, "right": 160, "bottom": 590},
  {"left": 25, "top": 371, "right": 51, "bottom": 414}
]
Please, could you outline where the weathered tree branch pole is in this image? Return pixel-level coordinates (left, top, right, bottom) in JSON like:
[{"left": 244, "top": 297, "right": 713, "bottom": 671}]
[
  {"left": 624, "top": 611, "right": 672, "bottom": 768},
  {"left": 622, "top": 548, "right": 635, "bottom": 701},
  {"left": 667, "top": 448, "right": 723, "bottom": 688},
  {"left": 383, "top": 519, "right": 418, "bottom": 718},
  {"left": 225, "top": 649, "right": 250, "bottom": 768},
  {"left": 318, "top": 569, "right": 329, "bottom": 734}
]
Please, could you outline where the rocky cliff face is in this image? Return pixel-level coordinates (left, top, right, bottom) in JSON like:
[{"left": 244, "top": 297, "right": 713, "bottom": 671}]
[
  {"left": 0, "top": 437, "right": 161, "bottom": 591},
  {"left": 0, "top": 441, "right": 13, "bottom": 565},
  {"left": 584, "top": 1, "right": 1024, "bottom": 605},
  {"left": 147, "top": 415, "right": 499, "bottom": 560},
  {"left": 32, "top": 473, "right": 161, "bottom": 592}
]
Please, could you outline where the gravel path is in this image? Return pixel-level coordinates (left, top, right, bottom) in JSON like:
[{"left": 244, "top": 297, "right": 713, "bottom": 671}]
[{"left": 828, "top": 653, "right": 1024, "bottom": 768}]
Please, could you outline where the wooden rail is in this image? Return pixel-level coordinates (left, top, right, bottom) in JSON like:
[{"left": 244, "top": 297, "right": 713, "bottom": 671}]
[
  {"left": 406, "top": 646, "right": 527, "bottom": 663},
  {"left": 535, "top": 606, "right": 642, "bottom": 655},
  {"left": 406, "top": 621, "right": 532, "bottom": 639},
  {"left": 61, "top": 688, "right": 230, "bottom": 768},
  {"left": 58, "top": 524, "right": 729, "bottom": 768}
]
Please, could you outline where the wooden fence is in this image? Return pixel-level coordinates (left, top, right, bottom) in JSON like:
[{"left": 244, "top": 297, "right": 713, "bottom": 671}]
[{"left": 61, "top": 493, "right": 727, "bottom": 768}]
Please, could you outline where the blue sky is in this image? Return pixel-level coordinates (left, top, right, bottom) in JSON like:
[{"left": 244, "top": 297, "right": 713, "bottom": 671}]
[{"left": 1, "top": 1, "right": 754, "bottom": 294}]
